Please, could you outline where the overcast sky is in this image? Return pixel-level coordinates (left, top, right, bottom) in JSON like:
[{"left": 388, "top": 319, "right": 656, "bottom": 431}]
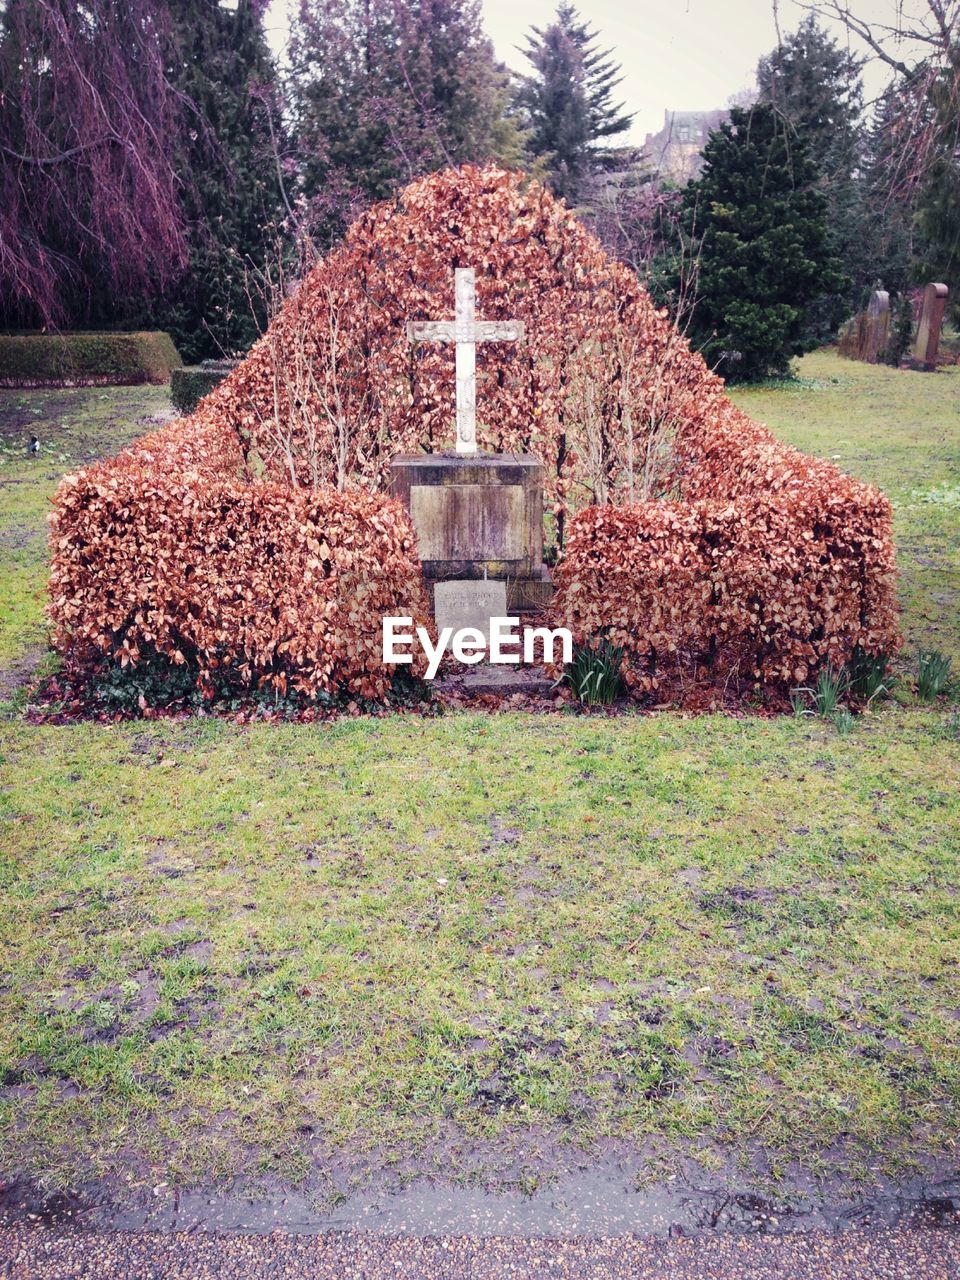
[
  {"left": 264, "top": 1, "right": 913, "bottom": 141},
  {"left": 482, "top": 0, "right": 915, "bottom": 138}
]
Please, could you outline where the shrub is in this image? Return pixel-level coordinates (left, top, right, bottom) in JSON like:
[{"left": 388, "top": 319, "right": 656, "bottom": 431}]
[
  {"left": 886, "top": 296, "right": 914, "bottom": 367},
  {"left": 48, "top": 415, "right": 432, "bottom": 703},
  {"left": 566, "top": 638, "right": 624, "bottom": 706},
  {"left": 46, "top": 165, "right": 901, "bottom": 706},
  {"left": 170, "top": 360, "right": 239, "bottom": 415},
  {"left": 210, "top": 165, "right": 717, "bottom": 523},
  {"left": 551, "top": 405, "right": 900, "bottom": 690},
  {"left": 0, "top": 331, "right": 181, "bottom": 387}
]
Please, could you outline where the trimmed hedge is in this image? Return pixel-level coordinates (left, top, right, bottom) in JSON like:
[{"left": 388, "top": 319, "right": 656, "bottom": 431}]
[
  {"left": 551, "top": 404, "right": 900, "bottom": 688},
  {"left": 45, "top": 167, "right": 901, "bottom": 705},
  {"left": 0, "top": 332, "right": 181, "bottom": 387},
  {"left": 212, "top": 165, "right": 714, "bottom": 508},
  {"left": 48, "top": 416, "right": 432, "bottom": 702},
  {"left": 170, "top": 359, "right": 239, "bottom": 415}
]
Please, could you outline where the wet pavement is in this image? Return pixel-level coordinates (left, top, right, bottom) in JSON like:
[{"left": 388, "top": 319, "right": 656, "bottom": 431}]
[{"left": 1, "top": 1223, "right": 959, "bottom": 1278}]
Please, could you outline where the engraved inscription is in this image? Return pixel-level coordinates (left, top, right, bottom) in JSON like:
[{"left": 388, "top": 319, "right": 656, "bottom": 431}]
[{"left": 434, "top": 580, "right": 508, "bottom": 647}]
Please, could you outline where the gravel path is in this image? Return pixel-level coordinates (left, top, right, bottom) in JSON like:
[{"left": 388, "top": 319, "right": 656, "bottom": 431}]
[{"left": 2, "top": 1225, "right": 958, "bottom": 1279}]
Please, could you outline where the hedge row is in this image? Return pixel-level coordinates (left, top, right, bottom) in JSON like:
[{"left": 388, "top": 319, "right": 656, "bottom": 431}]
[
  {"left": 0, "top": 332, "right": 182, "bottom": 387},
  {"left": 48, "top": 417, "right": 432, "bottom": 702},
  {"left": 551, "top": 405, "right": 900, "bottom": 687}
]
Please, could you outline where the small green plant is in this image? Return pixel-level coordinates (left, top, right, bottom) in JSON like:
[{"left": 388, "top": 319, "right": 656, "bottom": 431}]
[
  {"left": 916, "top": 649, "right": 952, "bottom": 701},
  {"left": 832, "top": 708, "right": 855, "bottom": 736},
  {"left": 846, "top": 647, "right": 892, "bottom": 704},
  {"left": 567, "top": 639, "right": 624, "bottom": 706},
  {"left": 790, "top": 689, "right": 813, "bottom": 718},
  {"left": 793, "top": 664, "right": 854, "bottom": 722},
  {"left": 812, "top": 664, "right": 848, "bottom": 717}
]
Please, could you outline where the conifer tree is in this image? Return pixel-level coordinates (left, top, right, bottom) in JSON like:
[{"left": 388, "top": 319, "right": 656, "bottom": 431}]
[
  {"left": 518, "top": 2, "right": 633, "bottom": 204},
  {"left": 914, "top": 59, "right": 960, "bottom": 310},
  {"left": 144, "top": 0, "right": 286, "bottom": 361},
  {"left": 681, "top": 104, "right": 847, "bottom": 381},
  {"left": 757, "top": 16, "right": 866, "bottom": 334},
  {"left": 859, "top": 84, "right": 916, "bottom": 299}
]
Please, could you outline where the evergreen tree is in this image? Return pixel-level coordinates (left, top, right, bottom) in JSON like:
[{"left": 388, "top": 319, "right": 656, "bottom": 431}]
[
  {"left": 757, "top": 16, "right": 861, "bottom": 178},
  {"left": 143, "top": 0, "right": 286, "bottom": 361},
  {"left": 290, "top": 0, "right": 522, "bottom": 244},
  {"left": 756, "top": 16, "right": 866, "bottom": 335},
  {"left": 859, "top": 83, "right": 917, "bottom": 300},
  {"left": 914, "top": 59, "right": 960, "bottom": 311},
  {"left": 680, "top": 104, "right": 847, "bottom": 382},
  {"left": 518, "top": 2, "right": 633, "bottom": 204}
]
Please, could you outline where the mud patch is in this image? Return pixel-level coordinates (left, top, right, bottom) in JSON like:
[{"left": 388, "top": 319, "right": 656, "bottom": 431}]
[
  {"left": 0, "top": 644, "right": 49, "bottom": 701},
  {"left": 1, "top": 1154, "right": 958, "bottom": 1241}
]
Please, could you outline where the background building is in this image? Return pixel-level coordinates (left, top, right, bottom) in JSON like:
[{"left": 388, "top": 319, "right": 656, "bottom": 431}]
[{"left": 644, "top": 109, "right": 727, "bottom": 183}]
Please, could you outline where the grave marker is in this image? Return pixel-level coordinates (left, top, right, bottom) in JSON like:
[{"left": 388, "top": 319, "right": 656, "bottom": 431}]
[
  {"left": 433, "top": 578, "right": 508, "bottom": 650},
  {"left": 912, "top": 283, "right": 949, "bottom": 372},
  {"left": 406, "top": 268, "right": 525, "bottom": 454}
]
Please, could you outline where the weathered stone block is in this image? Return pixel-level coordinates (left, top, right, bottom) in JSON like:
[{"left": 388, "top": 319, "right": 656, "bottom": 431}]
[
  {"left": 911, "top": 282, "right": 949, "bottom": 372},
  {"left": 433, "top": 579, "right": 507, "bottom": 646},
  {"left": 389, "top": 453, "right": 546, "bottom": 582}
]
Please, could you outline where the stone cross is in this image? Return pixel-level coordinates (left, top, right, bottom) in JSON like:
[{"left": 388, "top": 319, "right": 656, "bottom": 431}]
[{"left": 406, "top": 268, "right": 524, "bottom": 455}]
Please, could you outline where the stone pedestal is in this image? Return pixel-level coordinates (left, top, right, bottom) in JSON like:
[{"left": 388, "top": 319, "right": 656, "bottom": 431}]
[{"left": 389, "top": 453, "right": 553, "bottom": 613}]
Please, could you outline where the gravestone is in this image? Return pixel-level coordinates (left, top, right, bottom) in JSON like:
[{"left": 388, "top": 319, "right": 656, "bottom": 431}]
[
  {"left": 863, "top": 290, "right": 890, "bottom": 363},
  {"left": 837, "top": 289, "right": 890, "bottom": 364},
  {"left": 390, "top": 267, "right": 554, "bottom": 632},
  {"left": 912, "top": 283, "right": 949, "bottom": 372},
  {"left": 434, "top": 579, "right": 507, "bottom": 649}
]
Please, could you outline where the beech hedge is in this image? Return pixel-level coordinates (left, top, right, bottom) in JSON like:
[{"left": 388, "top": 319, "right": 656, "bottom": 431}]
[
  {"left": 48, "top": 415, "right": 432, "bottom": 702},
  {"left": 46, "top": 167, "right": 900, "bottom": 704},
  {"left": 551, "top": 404, "right": 900, "bottom": 688},
  {"left": 0, "top": 331, "right": 181, "bottom": 387}
]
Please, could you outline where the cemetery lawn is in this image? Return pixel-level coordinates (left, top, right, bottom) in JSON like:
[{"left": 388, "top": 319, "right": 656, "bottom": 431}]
[
  {"left": 0, "top": 351, "right": 958, "bottom": 1197},
  {"left": 0, "top": 385, "right": 170, "bottom": 698}
]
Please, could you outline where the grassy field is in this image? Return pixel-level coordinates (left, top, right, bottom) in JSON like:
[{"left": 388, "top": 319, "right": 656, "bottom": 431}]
[
  {"left": 0, "top": 385, "right": 169, "bottom": 692},
  {"left": 0, "top": 352, "right": 958, "bottom": 1200}
]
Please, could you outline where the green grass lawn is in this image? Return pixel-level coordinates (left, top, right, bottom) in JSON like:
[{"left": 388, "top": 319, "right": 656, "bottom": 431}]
[
  {"left": 0, "top": 385, "right": 169, "bottom": 690},
  {"left": 0, "top": 353, "right": 958, "bottom": 1199}
]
